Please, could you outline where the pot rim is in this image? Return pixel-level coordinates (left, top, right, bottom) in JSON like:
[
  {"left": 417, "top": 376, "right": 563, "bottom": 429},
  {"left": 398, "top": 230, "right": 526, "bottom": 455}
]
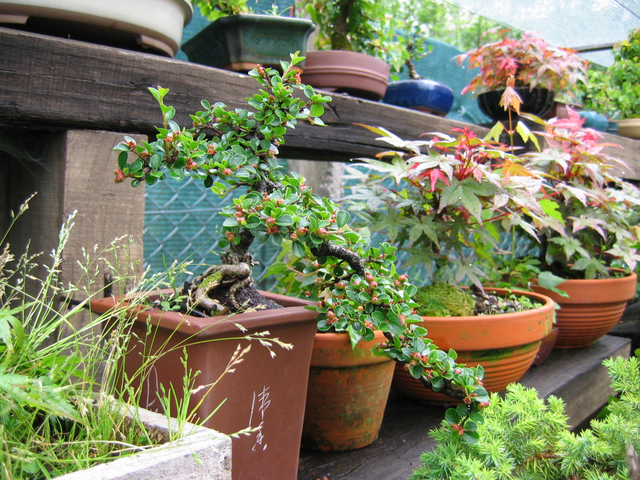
[{"left": 90, "top": 289, "right": 317, "bottom": 338}]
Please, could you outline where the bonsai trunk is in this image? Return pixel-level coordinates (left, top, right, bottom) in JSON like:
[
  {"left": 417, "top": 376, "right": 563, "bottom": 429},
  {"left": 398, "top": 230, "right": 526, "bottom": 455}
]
[{"left": 330, "top": 0, "right": 355, "bottom": 51}]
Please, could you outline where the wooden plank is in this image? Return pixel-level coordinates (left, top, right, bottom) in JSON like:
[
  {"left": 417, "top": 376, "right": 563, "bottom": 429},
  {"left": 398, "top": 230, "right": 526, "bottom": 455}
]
[
  {"left": 2, "top": 26, "right": 639, "bottom": 175},
  {"left": 0, "top": 27, "right": 481, "bottom": 164}
]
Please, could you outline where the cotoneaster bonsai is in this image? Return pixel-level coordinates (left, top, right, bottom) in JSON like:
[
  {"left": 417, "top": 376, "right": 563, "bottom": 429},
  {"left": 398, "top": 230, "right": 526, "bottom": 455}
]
[{"left": 110, "top": 53, "right": 489, "bottom": 456}]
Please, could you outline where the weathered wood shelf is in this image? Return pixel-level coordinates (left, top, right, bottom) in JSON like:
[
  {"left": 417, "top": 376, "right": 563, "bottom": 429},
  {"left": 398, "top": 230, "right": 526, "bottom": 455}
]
[
  {"left": 2, "top": 27, "right": 640, "bottom": 178},
  {"left": 298, "top": 335, "right": 631, "bottom": 480}
]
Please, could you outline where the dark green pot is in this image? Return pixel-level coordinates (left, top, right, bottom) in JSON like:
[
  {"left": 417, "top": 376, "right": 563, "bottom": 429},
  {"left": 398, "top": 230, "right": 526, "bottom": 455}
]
[{"left": 182, "top": 14, "right": 314, "bottom": 71}]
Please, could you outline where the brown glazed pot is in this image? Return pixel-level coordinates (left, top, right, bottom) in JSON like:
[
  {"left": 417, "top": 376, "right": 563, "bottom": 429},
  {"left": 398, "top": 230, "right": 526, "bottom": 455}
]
[
  {"left": 301, "top": 50, "right": 390, "bottom": 101},
  {"left": 91, "top": 290, "right": 317, "bottom": 480},
  {"left": 392, "top": 288, "right": 554, "bottom": 403},
  {"left": 532, "top": 272, "right": 637, "bottom": 348},
  {"left": 301, "top": 330, "right": 394, "bottom": 451}
]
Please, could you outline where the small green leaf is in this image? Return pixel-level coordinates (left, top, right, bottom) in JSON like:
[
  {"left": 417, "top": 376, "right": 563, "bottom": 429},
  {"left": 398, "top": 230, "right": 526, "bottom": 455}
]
[{"left": 336, "top": 211, "right": 350, "bottom": 228}]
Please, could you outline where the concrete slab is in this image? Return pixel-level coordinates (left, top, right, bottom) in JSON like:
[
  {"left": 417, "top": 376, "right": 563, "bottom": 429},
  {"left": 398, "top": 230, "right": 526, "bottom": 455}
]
[{"left": 57, "top": 407, "right": 232, "bottom": 480}]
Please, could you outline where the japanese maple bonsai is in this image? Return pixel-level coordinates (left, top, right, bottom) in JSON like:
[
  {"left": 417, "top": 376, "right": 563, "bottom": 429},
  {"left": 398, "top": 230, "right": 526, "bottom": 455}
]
[
  {"left": 337, "top": 116, "right": 555, "bottom": 399},
  {"left": 518, "top": 108, "right": 640, "bottom": 347},
  {"left": 111, "top": 53, "right": 489, "bottom": 456},
  {"left": 457, "top": 29, "right": 588, "bottom": 120}
]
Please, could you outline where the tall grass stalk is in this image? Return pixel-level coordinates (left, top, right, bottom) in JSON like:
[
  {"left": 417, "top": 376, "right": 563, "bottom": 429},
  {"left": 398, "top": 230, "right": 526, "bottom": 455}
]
[{"left": 0, "top": 196, "right": 291, "bottom": 479}]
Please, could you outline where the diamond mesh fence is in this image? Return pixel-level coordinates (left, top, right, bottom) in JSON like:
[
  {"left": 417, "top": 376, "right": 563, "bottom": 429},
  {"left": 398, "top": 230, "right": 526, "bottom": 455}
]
[{"left": 143, "top": 176, "right": 281, "bottom": 290}]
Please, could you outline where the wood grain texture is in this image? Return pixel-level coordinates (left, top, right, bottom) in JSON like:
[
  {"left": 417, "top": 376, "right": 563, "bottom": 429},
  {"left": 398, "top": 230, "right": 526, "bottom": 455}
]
[
  {"left": 2, "top": 27, "right": 640, "bottom": 175},
  {"left": 298, "top": 335, "right": 630, "bottom": 480},
  {"left": 0, "top": 27, "right": 483, "bottom": 164}
]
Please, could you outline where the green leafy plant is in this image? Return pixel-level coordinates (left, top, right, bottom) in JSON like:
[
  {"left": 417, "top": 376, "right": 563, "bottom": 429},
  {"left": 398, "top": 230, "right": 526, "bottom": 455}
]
[
  {"left": 457, "top": 29, "right": 588, "bottom": 103},
  {"left": 519, "top": 108, "right": 640, "bottom": 280},
  {"left": 343, "top": 123, "right": 547, "bottom": 290},
  {"left": 0, "top": 197, "right": 283, "bottom": 478},
  {"left": 411, "top": 355, "right": 640, "bottom": 480},
  {"left": 298, "top": 0, "right": 407, "bottom": 69},
  {"left": 113, "top": 52, "right": 489, "bottom": 436},
  {"left": 580, "top": 28, "right": 640, "bottom": 119},
  {"left": 191, "top": 0, "right": 251, "bottom": 21}
]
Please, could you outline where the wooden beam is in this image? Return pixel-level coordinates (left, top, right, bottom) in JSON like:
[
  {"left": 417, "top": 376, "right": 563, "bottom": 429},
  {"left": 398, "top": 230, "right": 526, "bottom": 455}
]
[
  {"left": 1, "top": 27, "right": 639, "bottom": 176},
  {"left": 0, "top": 27, "right": 482, "bottom": 164}
]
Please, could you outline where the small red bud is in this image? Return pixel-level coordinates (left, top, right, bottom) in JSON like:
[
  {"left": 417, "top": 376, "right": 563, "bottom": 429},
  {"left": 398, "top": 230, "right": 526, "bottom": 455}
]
[{"left": 114, "top": 169, "right": 126, "bottom": 183}]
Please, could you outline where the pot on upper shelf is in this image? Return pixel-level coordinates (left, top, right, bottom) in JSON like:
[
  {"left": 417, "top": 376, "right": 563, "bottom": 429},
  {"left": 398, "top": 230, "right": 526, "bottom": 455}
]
[
  {"left": 91, "top": 289, "right": 317, "bottom": 480},
  {"left": 392, "top": 288, "right": 555, "bottom": 403},
  {"left": 532, "top": 272, "right": 638, "bottom": 349},
  {"left": 618, "top": 118, "right": 640, "bottom": 140},
  {"left": 382, "top": 79, "right": 454, "bottom": 116},
  {"left": 301, "top": 50, "right": 391, "bottom": 101},
  {"left": 0, "top": 0, "right": 192, "bottom": 57},
  {"left": 182, "top": 13, "right": 315, "bottom": 71}
]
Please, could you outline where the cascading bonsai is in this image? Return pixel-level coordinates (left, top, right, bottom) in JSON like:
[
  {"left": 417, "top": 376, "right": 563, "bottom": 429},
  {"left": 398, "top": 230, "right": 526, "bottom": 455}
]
[{"left": 112, "top": 53, "right": 489, "bottom": 441}]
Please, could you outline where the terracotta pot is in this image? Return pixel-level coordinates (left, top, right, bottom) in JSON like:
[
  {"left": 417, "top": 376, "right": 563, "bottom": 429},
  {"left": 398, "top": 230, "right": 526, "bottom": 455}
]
[
  {"left": 301, "top": 50, "right": 390, "bottom": 101},
  {"left": 532, "top": 273, "right": 637, "bottom": 348},
  {"left": 301, "top": 331, "right": 394, "bottom": 451},
  {"left": 91, "top": 289, "right": 317, "bottom": 480},
  {"left": 0, "top": 0, "right": 192, "bottom": 57},
  {"left": 532, "top": 326, "right": 559, "bottom": 366},
  {"left": 182, "top": 14, "right": 315, "bottom": 71},
  {"left": 392, "top": 288, "right": 554, "bottom": 403}
]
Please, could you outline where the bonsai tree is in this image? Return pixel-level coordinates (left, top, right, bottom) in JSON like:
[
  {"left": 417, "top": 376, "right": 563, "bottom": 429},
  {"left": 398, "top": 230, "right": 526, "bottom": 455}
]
[
  {"left": 388, "top": 0, "right": 432, "bottom": 80},
  {"left": 457, "top": 29, "right": 588, "bottom": 104},
  {"left": 190, "top": 0, "right": 250, "bottom": 20},
  {"left": 519, "top": 108, "right": 640, "bottom": 280},
  {"left": 113, "top": 53, "right": 489, "bottom": 439},
  {"left": 298, "top": 0, "right": 406, "bottom": 69},
  {"left": 341, "top": 122, "right": 549, "bottom": 292},
  {"left": 580, "top": 28, "right": 640, "bottom": 120}
]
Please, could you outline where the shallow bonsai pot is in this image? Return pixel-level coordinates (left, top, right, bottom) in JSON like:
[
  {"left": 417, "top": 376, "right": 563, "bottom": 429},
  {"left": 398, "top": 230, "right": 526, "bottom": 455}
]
[
  {"left": 477, "top": 86, "right": 555, "bottom": 121},
  {"left": 0, "top": 0, "right": 192, "bottom": 56},
  {"left": 382, "top": 79, "right": 454, "bottom": 115},
  {"left": 182, "top": 13, "right": 315, "bottom": 71},
  {"left": 91, "top": 289, "right": 317, "bottom": 480},
  {"left": 301, "top": 50, "right": 390, "bottom": 101},
  {"left": 392, "top": 288, "right": 555, "bottom": 403},
  {"left": 301, "top": 330, "right": 394, "bottom": 451},
  {"left": 532, "top": 272, "right": 638, "bottom": 348},
  {"left": 618, "top": 118, "right": 640, "bottom": 140}
]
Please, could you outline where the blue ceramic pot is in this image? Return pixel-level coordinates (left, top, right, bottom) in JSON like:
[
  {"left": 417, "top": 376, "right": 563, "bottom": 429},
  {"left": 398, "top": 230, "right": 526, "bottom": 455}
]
[
  {"left": 383, "top": 79, "right": 454, "bottom": 115},
  {"left": 579, "top": 111, "right": 609, "bottom": 132}
]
